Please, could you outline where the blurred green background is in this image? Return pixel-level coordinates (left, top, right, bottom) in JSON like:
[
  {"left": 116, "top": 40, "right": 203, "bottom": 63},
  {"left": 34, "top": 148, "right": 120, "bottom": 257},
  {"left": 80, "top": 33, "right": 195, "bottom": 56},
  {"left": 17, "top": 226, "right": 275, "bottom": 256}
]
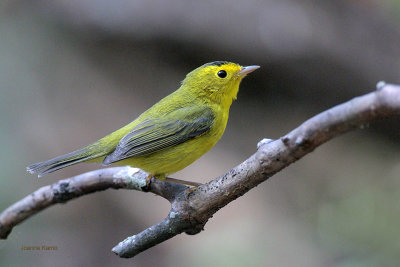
[{"left": 1, "top": 0, "right": 400, "bottom": 266}]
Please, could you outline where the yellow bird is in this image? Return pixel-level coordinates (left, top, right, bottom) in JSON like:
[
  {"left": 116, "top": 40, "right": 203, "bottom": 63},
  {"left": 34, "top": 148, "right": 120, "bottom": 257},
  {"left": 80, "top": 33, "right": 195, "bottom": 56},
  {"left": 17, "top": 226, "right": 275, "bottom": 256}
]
[{"left": 27, "top": 61, "right": 259, "bottom": 182}]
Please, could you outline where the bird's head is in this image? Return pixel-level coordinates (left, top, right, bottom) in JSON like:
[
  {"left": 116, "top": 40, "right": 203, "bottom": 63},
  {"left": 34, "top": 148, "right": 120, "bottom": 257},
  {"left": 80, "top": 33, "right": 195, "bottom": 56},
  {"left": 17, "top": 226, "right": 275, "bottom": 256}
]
[{"left": 182, "top": 61, "right": 259, "bottom": 107}]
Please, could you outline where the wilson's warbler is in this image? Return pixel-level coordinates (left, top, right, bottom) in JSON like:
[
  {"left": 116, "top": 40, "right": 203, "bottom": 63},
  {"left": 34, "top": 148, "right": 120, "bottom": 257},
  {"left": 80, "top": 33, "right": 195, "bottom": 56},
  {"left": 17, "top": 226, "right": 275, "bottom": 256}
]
[{"left": 27, "top": 61, "right": 259, "bottom": 182}]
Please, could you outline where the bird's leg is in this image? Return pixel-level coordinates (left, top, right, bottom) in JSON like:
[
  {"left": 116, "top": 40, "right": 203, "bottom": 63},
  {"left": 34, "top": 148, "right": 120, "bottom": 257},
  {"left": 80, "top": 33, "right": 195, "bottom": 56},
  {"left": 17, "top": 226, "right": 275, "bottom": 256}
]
[
  {"left": 165, "top": 177, "right": 202, "bottom": 187},
  {"left": 143, "top": 174, "right": 153, "bottom": 191}
]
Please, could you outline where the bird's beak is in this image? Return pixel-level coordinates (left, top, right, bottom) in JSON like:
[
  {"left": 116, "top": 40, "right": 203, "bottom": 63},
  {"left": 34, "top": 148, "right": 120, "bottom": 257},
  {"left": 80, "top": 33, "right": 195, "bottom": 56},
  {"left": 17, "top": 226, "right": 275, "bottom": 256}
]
[{"left": 237, "top": 65, "right": 260, "bottom": 77}]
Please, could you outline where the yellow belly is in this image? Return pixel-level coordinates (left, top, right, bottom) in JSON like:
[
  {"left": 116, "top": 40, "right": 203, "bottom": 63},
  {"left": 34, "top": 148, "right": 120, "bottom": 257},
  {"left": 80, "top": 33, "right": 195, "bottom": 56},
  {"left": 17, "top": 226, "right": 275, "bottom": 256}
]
[
  {"left": 114, "top": 125, "right": 223, "bottom": 177},
  {"left": 97, "top": 108, "right": 228, "bottom": 178}
]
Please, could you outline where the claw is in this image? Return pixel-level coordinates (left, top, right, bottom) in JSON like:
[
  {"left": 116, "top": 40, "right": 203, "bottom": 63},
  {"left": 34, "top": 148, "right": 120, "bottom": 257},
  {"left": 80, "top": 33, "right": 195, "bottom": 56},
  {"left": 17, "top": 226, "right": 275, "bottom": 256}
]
[
  {"left": 185, "top": 186, "right": 198, "bottom": 195},
  {"left": 165, "top": 177, "right": 202, "bottom": 187},
  {"left": 143, "top": 174, "right": 153, "bottom": 191}
]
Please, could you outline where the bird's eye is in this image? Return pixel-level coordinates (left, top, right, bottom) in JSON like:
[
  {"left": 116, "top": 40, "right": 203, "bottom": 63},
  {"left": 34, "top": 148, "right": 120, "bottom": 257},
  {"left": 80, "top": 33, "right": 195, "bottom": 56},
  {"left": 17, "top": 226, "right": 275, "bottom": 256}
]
[{"left": 217, "top": 70, "right": 227, "bottom": 78}]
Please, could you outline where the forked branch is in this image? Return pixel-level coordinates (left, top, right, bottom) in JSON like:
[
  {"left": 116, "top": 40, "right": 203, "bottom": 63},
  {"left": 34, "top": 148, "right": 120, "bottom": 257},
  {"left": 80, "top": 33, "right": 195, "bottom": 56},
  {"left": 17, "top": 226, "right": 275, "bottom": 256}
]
[{"left": 1, "top": 82, "right": 399, "bottom": 258}]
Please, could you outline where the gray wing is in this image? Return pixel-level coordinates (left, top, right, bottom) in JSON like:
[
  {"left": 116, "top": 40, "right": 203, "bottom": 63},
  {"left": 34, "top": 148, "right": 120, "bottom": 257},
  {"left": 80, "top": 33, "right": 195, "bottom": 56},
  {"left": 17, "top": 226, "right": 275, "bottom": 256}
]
[{"left": 102, "top": 106, "right": 214, "bottom": 165}]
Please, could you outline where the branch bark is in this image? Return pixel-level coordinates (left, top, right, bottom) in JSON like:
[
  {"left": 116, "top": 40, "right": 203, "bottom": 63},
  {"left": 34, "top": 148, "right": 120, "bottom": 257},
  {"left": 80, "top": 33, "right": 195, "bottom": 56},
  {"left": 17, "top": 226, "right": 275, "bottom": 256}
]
[{"left": 1, "top": 82, "right": 399, "bottom": 258}]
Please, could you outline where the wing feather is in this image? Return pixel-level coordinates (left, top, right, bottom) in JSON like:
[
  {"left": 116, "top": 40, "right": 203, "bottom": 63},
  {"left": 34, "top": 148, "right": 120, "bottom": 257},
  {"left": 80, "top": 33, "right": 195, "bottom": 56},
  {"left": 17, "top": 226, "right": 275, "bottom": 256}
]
[{"left": 102, "top": 106, "right": 214, "bottom": 165}]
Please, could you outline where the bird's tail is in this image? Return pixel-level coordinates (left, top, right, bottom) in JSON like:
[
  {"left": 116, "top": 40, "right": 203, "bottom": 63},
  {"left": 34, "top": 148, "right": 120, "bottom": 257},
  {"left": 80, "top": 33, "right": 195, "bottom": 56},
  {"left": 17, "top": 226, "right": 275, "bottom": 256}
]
[{"left": 26, "top": 147, "right": 105, "bottom": 178}]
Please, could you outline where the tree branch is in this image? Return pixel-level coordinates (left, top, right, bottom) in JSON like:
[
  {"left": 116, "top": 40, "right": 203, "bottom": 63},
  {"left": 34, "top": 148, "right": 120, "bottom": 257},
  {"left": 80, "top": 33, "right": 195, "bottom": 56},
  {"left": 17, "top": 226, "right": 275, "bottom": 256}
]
[
  {"left": 0, "top": 167, "right": 186, "bottom": 239},
  {"left": 1, "top": 82, "right": 399, "bottom": 258}
]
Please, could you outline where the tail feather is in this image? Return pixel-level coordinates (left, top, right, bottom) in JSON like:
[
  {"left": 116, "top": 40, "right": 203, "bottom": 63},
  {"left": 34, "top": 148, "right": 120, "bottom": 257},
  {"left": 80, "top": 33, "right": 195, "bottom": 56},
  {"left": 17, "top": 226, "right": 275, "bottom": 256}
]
[{"left": 27, "top": 148, "right": 101, "bottom": 178}]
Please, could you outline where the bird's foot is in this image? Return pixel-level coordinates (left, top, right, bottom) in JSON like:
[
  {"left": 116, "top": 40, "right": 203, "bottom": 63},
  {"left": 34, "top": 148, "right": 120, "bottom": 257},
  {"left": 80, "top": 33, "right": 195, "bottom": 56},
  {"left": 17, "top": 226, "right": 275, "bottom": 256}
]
[
  {"left": 165, "top": 177, "right": 202, "bottom": 187},
  {"left": 185, "top": 186, "right": 198, "bottom": 196},
  {"left": 142, "top": 174, "right": 153, "bottom": 191}
]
